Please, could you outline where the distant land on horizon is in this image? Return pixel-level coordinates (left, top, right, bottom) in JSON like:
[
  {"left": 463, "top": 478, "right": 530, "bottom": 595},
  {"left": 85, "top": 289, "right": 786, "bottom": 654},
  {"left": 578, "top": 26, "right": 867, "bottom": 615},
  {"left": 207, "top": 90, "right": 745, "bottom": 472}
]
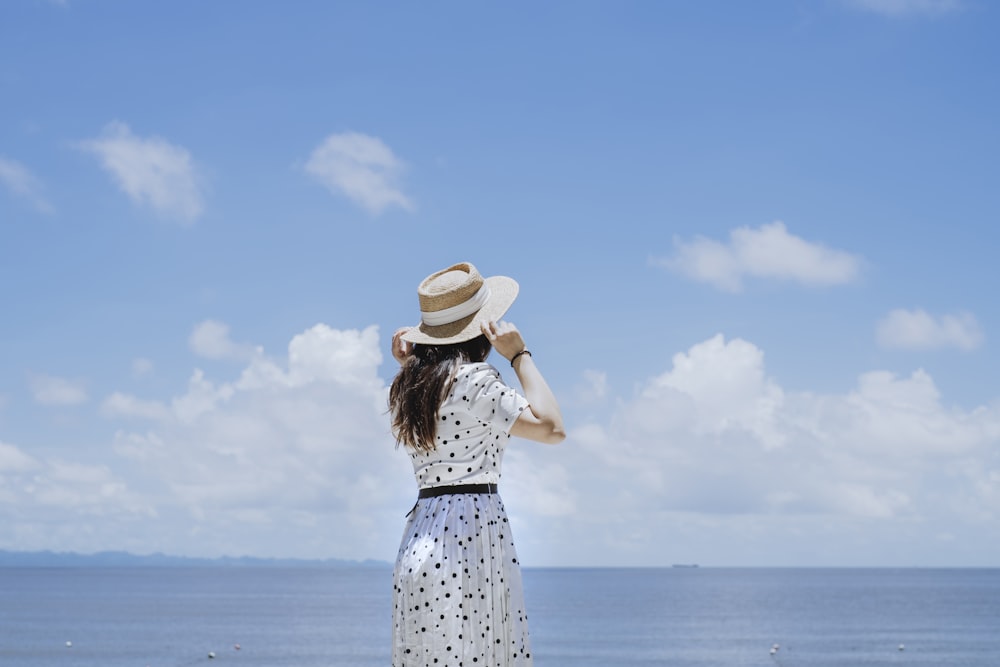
[
  {"left": 6, "top": 551, "right": 990, "bottom": 569},
  {"left": 0, "top": 549, "right": 391, "bottom": 568}
]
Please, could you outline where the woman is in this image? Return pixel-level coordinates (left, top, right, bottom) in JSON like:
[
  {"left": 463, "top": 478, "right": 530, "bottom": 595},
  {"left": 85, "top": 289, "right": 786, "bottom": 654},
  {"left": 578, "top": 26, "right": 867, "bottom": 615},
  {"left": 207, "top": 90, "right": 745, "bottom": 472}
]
[{"left": 389, "top": 262, "right": 565, "bottom": 667}]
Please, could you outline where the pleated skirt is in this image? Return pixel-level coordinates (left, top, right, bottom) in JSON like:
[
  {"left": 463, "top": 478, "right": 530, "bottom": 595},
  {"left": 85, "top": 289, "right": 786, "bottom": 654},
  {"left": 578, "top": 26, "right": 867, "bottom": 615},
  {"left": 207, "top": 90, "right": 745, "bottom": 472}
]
[{"left": 392, "top": 492, "right": 533, "bottom": 667}]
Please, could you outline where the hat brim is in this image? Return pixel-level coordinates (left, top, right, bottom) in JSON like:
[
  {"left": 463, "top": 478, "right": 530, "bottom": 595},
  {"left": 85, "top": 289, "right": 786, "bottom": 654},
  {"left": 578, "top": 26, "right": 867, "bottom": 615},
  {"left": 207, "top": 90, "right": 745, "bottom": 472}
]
[{"left": 400, "top": 275, "right": 519, "bottom": 345}]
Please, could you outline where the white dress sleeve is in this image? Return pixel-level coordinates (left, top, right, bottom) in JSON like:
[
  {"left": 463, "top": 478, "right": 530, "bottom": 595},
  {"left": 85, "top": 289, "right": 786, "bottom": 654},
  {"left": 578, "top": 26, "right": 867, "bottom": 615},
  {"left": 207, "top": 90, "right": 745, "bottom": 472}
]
[{"left": 458, "top": 363, "right": 529, "bottom": 434}]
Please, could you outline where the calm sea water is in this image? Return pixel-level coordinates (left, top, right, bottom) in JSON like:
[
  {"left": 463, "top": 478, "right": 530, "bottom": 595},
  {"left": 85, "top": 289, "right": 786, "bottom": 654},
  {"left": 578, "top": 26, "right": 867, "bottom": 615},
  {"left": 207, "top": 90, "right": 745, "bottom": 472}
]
[{"left": 0, "top": 567, "right": 997, "bottom": 666}]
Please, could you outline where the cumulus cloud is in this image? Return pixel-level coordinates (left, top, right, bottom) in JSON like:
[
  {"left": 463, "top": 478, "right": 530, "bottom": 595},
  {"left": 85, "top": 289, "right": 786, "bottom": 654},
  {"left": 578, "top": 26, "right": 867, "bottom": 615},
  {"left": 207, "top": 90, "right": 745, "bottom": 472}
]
[
  {"left": 189, "top": 320, "right": 258, "bottom": 362},
  {"left": 10, "top": 324, "right": 1000, "bottom": 565},
  {"left": 844, "top": 0, "right": 963, "bottom": 17},
  {"left": 28, "top": 373, "right": 88, "bottom": 406},
  {"left": 571, "top": 334, "right": 1000, "bottom": 531},
  {"left": 28, "top": 460, "right": 141, "bottom": 514},
  {"left": 100, "top": 323, "right": 408, "bottom": 560},
  {"left": 0, "top": 155, "right": 53, "bottom": 213},
  {"left": 876, "top": 308, "right": 984, "bottom": 351},
  {"left": 101, "top": 392, "right": 171, "bottom": 421},
  {"left": 657, "top": 221, "right": 862, "bottom": 292},
  {"left": 0, "top": 439, "right": 152, "bottom": 552},
  {"left": 77, "top": 121, "right": 205, "bottom": 223},
  {"left": 504, "top": 449, "right": 576, "bottom": 518},
  {"left": 641, "top": 335, "right": 787, "bottom": 449},
  {"left": 0, "top": 441, "right": 38, "bottom": 473},
  {"left": 304, "top": 131, "right": 414, "bottom": 215}
]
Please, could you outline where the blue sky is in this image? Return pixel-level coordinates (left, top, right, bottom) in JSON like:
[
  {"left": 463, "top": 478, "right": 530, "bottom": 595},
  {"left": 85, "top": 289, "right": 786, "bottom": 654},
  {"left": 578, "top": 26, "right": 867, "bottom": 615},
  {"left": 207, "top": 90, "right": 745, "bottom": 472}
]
[{"left": 1, "top": 0, "right": 998, "bottom": 567}]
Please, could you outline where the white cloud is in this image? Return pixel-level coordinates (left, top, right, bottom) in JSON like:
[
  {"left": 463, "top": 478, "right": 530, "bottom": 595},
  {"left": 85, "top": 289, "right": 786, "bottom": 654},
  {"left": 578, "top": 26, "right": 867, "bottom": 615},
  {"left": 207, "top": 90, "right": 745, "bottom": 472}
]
[
  {"left": 21, "top": 461, "right": 150, "bottom": 516},
  {"left": 574, "top": 369, "right": 608, "bottom": 403},
  {"left": 504, "top": 449, "right": 576, "bottom": 518},
  {"left": 558, "top": 334, "right": 1000, "bottom": 551},
  {"left": 10, "top": 325, "right": 1000, "bottom": 565},
  {"left": 0, "top": 441, "right": 38, "bottom": 473},
  {"left": 304, "top": 131, "right": 414, "bottom": 215},
  {"left": 93, "top": 323, "right": 406, "bottom": 560},
  {"left": 836, "top": 368, "right": 994, "bottom": 455},
  {"left": 5, "top": 324, "right": 399, "bottom": 558},
  {"left": 0, "top": 155, "right": 53, "bottom": 213},
  {"left": 551, "top": 334, "right": 1000, "bottom": 565},
  {"left": 170, "top": 369, "right": 235, "bottom": 424},
  {"left": 101, "top": 392, "right": 171, "bottom": 421},
  {"left": 640, "top": 334, "right": 787, "bottom": 449},
  {"left": 657, "top": 221, "right": 862, "bottom": 292},
  {"left": 237, "top": 323, "right": 384, "bottom": 390},
  {"left": 877, "top": 308, "right": 984, "bottom": 351},
  {"left": 845, "top": 0, "right": 962, "bottom": 17},
  {"left": 0, "top": 439, "right": 151, "bottom": 546},
  {"left": 189, "top": 320, "right": 258, "bottom": 361},
  {"left": 131, "top": 357, "right": 154, "bottom": 377},
  {"left": 112, "top": 430, "right": 165, "bottom": 461},
  {"left": 77, "top": 121, "right": 205, "bottom": 223},
  {"left": 28, "top": 373, "right": 88, "bottom": 406}
]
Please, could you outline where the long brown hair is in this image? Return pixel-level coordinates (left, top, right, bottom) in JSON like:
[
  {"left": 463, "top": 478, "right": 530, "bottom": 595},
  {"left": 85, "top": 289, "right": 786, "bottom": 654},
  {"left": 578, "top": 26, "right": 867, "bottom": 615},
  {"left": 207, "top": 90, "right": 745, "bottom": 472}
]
[{"left": 389, "top": 335, "right": 492, "bottom": 452}]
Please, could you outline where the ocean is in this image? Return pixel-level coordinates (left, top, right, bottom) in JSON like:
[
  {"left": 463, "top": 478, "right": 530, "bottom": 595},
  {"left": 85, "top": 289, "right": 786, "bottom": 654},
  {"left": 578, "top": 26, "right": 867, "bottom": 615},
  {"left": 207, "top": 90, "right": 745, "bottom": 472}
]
[{"left": 0, "top": 566, "right": 997, "bottom": 666}]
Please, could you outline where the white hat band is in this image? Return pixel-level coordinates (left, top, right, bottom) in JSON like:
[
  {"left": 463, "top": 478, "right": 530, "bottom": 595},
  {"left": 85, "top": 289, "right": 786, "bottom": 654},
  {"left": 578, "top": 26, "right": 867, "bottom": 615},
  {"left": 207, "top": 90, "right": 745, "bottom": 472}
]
[{"left": 420, "top": 285, "right": 491, "bottom": 326}]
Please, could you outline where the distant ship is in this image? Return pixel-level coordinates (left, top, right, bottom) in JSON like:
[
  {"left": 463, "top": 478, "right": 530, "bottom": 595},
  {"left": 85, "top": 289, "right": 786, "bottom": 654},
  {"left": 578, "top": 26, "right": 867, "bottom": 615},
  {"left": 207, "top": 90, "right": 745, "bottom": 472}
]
[{"left": 672, "top": 563, "right": 699, "bottom": 568}]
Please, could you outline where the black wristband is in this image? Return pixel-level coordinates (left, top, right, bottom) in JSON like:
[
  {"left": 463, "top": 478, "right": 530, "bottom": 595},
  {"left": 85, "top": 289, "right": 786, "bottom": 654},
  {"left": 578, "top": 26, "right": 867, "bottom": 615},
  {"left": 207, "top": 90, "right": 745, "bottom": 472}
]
[{"left": 510, "top": 349, "right": 532, "bottom": 367}]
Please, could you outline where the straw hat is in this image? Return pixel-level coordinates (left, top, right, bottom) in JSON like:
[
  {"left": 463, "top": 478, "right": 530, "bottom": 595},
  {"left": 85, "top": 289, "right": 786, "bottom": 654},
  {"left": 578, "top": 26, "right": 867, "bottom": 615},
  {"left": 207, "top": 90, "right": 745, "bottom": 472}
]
[{"left": 400, "top": 262, "right": 519, "bottom": 345}]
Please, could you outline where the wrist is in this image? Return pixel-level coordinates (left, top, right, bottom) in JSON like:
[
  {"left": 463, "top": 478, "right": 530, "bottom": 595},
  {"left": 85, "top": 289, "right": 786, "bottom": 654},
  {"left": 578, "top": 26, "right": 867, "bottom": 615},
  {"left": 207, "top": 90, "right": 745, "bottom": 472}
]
[{"left": 510, "top": 349, "right": 531, "bottom": 367}]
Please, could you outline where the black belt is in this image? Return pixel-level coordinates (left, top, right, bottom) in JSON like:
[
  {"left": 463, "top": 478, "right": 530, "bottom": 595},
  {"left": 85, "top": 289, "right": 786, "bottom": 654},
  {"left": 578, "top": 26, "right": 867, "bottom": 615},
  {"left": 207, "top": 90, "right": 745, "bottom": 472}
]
[
  {"left": 418, "top": 483, "right": 497, "bottom": 498},
  {"left": 407, "top": 483, "right": 498, "bottom": 516}
]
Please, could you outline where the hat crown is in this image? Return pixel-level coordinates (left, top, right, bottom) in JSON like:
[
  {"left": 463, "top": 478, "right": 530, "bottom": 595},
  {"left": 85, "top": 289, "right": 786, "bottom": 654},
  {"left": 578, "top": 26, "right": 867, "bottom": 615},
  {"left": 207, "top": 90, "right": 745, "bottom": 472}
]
[
  {"left": 401, "top": 261, "right": 518, "bottom": 345},
  {"left": 417, "top": 262, "right": 484, "bottom": 313}
]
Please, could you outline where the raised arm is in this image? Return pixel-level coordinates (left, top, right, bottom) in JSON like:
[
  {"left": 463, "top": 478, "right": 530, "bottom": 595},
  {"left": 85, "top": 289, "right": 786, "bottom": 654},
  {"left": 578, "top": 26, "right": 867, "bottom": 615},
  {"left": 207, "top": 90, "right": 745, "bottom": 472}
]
[{"left": 481, "top": 320, "right": 566, "bottom": 445}]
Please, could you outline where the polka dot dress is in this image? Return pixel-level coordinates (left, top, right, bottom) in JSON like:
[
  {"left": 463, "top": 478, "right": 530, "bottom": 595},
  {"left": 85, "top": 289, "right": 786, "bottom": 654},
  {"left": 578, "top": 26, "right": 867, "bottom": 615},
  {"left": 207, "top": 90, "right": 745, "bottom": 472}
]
[{"left": 393, "top": 362, "right": 532, "bottom": 667}]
